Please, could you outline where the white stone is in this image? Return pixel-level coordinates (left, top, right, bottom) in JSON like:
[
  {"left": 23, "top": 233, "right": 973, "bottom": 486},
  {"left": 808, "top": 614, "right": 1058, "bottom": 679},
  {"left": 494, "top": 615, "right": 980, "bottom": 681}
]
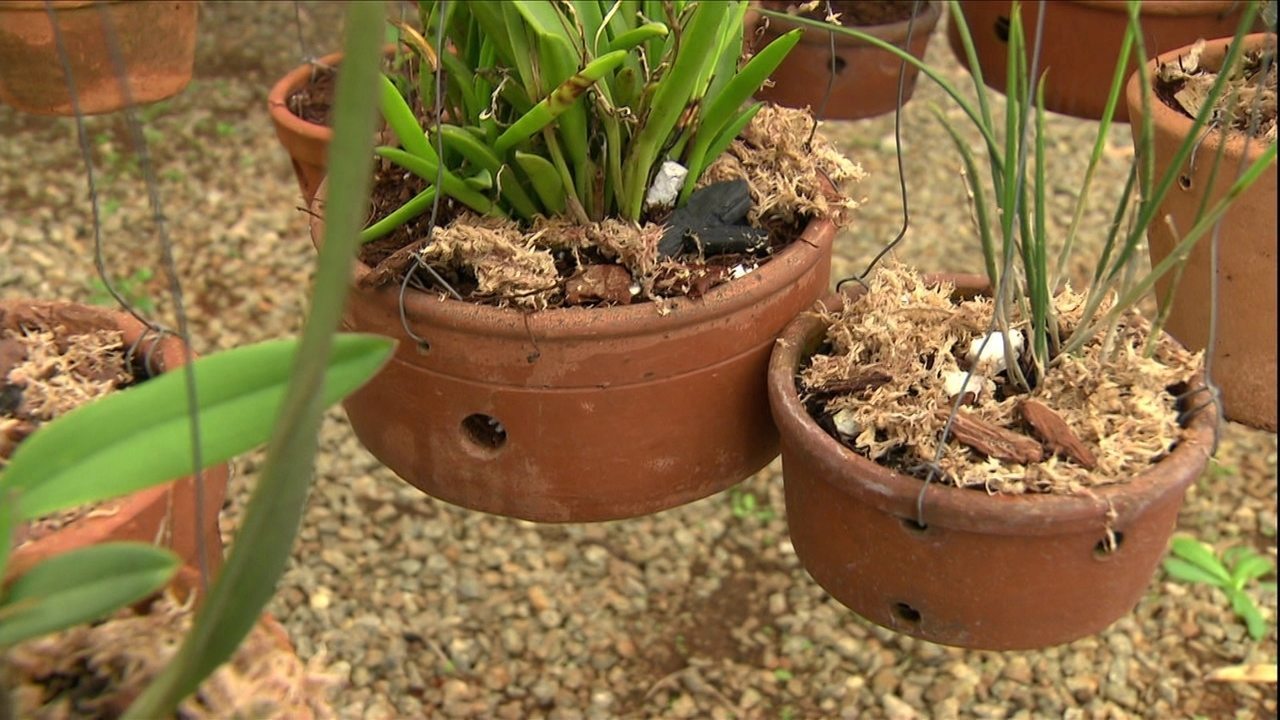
[
  {"left": 643, "top": 161, "right": 688, "bottom": 211},
  {"left": 967, "top": 329, "right": 1024, "bottom": 374},
  {"left": 833, "top": 408, "right": 859, "bottom": 437}
]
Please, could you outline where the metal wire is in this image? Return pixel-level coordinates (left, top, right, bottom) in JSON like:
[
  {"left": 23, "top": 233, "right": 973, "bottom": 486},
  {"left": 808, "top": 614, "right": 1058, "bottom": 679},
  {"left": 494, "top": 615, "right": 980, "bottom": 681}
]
[
  {"left": 397, "top": 0, "right": 462, "bottom": 351},
  {"left": 84, "top": 0, "right": 211, "bottom": 591},
  {"left": 834, "top": 0, "right": 924, "bottom": 294}
]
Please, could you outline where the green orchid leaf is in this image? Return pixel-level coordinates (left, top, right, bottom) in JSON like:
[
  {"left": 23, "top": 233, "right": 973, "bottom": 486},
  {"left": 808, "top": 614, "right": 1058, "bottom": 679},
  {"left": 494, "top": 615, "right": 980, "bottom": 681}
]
[
  {"left": 493, "top": 50, "right": 630, "bottom": 157},
  {"left": 361, "top": 186, "right": 439, "bottom": 244},
  {"left": 378, "top": 74, "right": 435, "bottom": 161},
  {"left": 515, "top": 151, "right": 566, "bottom": 215},
  {"left": 1, "top": 334, "right": 394, "bottom": 521},
  {"left": 376, "top": 146, "right": 504, "bottom": 216},
  {"left": 681, "top": 27, "right": 802, "bottom": 199},
  {"left": 0, "top": 543, "right": 178, "bottom": 648}
]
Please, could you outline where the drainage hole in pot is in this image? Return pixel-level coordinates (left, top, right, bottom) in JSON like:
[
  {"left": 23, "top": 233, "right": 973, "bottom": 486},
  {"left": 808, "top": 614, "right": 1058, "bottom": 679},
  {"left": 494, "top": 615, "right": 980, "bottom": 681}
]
[
  {"left": 832, "top": 56, "right": 847, "bottom": 75},
  {"left": 1093, "top": 531, "right": 1125, "bottom": 559},
  {"left": 462, "top": 414, "right": 507, "bottom": 451},
  {"left": 994, "top": 16, "right": 1011, "bottom": 42},
  {"left": 415, "top": 339, "right": 431, "bottom": 355},
  {"left": 899, "top": 517, "right": 929, "bottom": 534},
  {"left": 892, "top": 602, "right": 922, "bottom": 624},
  {"left": 1178, "top": 174, "right": 1193, "bottom": 190}
]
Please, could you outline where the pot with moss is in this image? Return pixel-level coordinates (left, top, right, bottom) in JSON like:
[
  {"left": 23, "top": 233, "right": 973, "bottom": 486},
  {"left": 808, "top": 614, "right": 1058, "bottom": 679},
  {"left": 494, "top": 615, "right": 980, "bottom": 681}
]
[
  {"left": 761, "top": 0, "right": 1273, "bottom": 649},
  {"left": 768, "top": 271, "right": 1214, "bottom": 650},
  {"left": 0, "top": 0, "right": 197, "bottom": 116},
  {"left": 1126, "top": 32, "right": 1277, "bottom": 431},
  {"left": 0, "top": 300, "right": 227, "bottom": 580},
  {"left": 750, "top": 0, "right": 941, "bottom": 120},
  {"left": 308, "top": 1, "right": 862, "bottom": 522},
  {"left": 947, "top": 0, "right": 1249, "bottom": 121}
]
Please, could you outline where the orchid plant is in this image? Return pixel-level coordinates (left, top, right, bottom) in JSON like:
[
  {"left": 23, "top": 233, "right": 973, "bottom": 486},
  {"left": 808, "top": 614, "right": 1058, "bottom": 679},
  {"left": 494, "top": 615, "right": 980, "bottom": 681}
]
[{"left": 363, "top": 0, "right": 803, "bottom": 242}]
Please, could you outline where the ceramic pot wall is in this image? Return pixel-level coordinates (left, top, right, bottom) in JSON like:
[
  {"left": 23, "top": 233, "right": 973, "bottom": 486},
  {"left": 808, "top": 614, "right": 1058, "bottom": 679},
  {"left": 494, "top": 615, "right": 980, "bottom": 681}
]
[
  {"left": 1126, "top": 33, "right": 1277, "bottom": 431},
  {"left": 767, "top": 279, "right": 1214, "bottom": 650}
]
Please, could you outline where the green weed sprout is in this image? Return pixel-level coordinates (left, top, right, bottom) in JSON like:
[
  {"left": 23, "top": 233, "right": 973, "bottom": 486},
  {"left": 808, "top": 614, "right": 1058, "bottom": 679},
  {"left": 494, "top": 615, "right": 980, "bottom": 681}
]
[
  {"left": 361, "top": 0, "right": 802, "bottom": 243},
  {"left": 1164, "top": 536, "right": 1276, "bottom": 640}
]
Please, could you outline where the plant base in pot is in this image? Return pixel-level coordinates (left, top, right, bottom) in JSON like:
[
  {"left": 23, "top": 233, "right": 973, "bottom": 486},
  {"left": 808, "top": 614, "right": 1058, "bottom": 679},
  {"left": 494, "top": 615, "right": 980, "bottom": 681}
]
[
  {"left": 0, "top": 0, "right": 197, "bottom": 116},
  {"left": 1, "top": 300, "right": 228, "bottom": 580},
  {"left": 767, "top": 269, "right": 1213, "bottom": 650},
  {"left": 1127, "top": 33, "right": 1277, "bottom": 432},
  {"left": 4, "top": 566, "right": 336, "bottom": 718},
  {"left": 751, "top": 1, "right": 941, "bottom": 120},
  {"left": 947, "top": 0, "right": 1248, "bottom": 121}
]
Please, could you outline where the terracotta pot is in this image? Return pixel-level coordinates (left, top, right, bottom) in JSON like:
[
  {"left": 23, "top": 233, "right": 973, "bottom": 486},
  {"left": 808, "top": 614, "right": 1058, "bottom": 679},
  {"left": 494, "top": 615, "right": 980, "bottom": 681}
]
[
  {"left": 310, "top": 184, "right": 836, "bottom": 522},
  {"left": 751, "top": 1, "right": 942, "bottom": 120},
  {"left": 1125, "top": 34, "right": 1277, "bottom": 432},
  {"left": 0, "top": 0, "right": 197, "bottom": 116},
  {"left": 947, "top": 1, "right": 1248, "bottom": 121},
  {"left": 267, "top": 49, "right": 342, "bottom": 206},
  {"left": 767, "top": 278, "right": 1214, "bottom": 650},
  {"left": 2, "top": 300, "right": 227, "bottom": 580}
]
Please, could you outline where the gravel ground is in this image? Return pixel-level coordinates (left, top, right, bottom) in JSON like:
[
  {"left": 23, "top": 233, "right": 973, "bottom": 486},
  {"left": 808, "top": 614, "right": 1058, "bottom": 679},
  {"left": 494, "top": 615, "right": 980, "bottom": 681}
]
[{"left": 1, "top": 3, "right": 1276, "bottom": 718}]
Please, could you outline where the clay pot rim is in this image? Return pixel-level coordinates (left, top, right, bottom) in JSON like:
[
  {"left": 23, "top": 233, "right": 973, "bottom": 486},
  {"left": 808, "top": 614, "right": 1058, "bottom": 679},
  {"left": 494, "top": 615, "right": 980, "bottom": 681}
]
[
  {"left": 756, "top": 1, "right": 942, "bottom": 46},
  {"left": 1, "top": 299, "right": 215, "bottom": 580},
  {"left": 0, "top": 1, "right": 129, "bottom": 11},
  {"left": 310, "top": 178, "right": 838, "bottom": 341},
  {"left": 768, "top": 278, "right": 1215, "bottom": 537},
  {"left": 267, "top": 44, "right": 405, "bottom": 146},
  {"left": 1125, "top": 32, "right": 1277, "bottom": 163},
  {"left": 1071, "top": 0, "right": 1245, "bottom": 16},
  {"left": 266, "top": 49, "right": 343, "bottom": 146}
]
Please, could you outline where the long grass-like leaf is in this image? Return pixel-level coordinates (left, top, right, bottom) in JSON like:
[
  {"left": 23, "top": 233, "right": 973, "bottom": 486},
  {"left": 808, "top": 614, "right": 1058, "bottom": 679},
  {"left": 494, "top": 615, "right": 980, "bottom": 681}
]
[
  {"left": 679, "top": 27, "right": 802, "bottom": 201},
  {"left": 123, "top": 4, "right": 388, "bottom": 715},
  {"left": 621, "top": 0, "right": 726, "bottom": 219}
]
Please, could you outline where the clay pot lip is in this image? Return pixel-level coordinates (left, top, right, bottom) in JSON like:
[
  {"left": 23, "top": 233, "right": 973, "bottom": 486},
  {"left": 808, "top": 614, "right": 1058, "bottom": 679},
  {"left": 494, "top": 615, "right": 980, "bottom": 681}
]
[
  {"left": 309, "top": 179, "right": 838, "bottom": 341},
  {"left": 266, "top": 49, "right": 343, "bottom": 145},
  {"left": 755, "top": 1, "right": 942, "bottom": 46},
  {"left": 1, "top": 299, "right": 221, "bottom": 579},
  {"left": 0, "top": 1, "right": 130, "bottom": 11},
  {"left": 768, "top": 277, "right": 1215, "bottom": 536},
  {"left": 1071, "top": 0, "right": 1244, "bottom": 16},
  {"left": 1125, "top": 32, "right": 1277, "bottom": 163}
]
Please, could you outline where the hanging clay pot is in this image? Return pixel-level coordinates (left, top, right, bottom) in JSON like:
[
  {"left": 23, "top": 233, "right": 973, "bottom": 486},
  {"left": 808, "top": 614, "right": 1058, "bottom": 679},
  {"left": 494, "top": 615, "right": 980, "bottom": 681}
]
[
  {"left": 310, "top": 182, "right": 836, "bottom": 523},
  {"left": 267, "top": 49, "right": 342, "bottom": 205},
  {"left": 1125, "top": 33, "right": 1277, "bottom": 432},
  {"left": 947, "top": 1, "right": 1247, "bottom": 121},
  {"left": 0, "top": 0, "right": 197, "bottom": 116},
  {"left": 2, "top": 300, "right": 227, "bottom": 580},
  {"left": 751, "top": 1, "right": 942, "bottom": 120},
  {"left": 767, "top": 279, "right": 1214, "bottom": 650}
]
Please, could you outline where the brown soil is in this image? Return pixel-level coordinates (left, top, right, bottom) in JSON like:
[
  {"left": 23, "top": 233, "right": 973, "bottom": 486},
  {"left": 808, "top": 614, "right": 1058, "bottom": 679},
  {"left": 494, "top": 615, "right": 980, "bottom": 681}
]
[
  {"left": 287, "top": 63, "right": 337, "bottom": 126},
  {"left": 1154, "top": 39, "right": 1278, "bottom": 141},
  {"left": 764, "top": 0, "right": 918, "bottom": 27}
]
